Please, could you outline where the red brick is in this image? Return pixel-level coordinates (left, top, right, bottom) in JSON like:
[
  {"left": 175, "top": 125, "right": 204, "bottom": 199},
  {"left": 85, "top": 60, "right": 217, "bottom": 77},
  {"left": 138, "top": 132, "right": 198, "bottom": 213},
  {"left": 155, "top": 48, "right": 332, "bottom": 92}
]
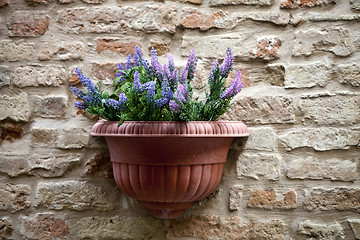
[
  {"left": 281, "top": 0, "right": 336, "bottom": 9},
  {"left": 0, "top": 0, "right": 9, "bottom": 6},
  {"left": 8, "top": 13, "right": 49, "bottom": 37},
  {"left": 149, "top": 39, "right": 169, "bottom": 56},
  {"left": 0, "top": 123, "right": 23, "bottom": 145},
  {"left": 96, "top": 39, "right": 140, "bottom": 55},
  {"left": 250, "top": 37, "right": 281, "bottom": 61},
  {"left": 86, "top": 154, "right": 113, "bottom": 178},
  {"left": 91, "top": 62, "right": 117, "bottom": 80},
  {"left": 248, "top": 190, "right": 296, "bottom": 209},
  {"left": 181, "top": 8, "right": 233, "bottom": 30}
]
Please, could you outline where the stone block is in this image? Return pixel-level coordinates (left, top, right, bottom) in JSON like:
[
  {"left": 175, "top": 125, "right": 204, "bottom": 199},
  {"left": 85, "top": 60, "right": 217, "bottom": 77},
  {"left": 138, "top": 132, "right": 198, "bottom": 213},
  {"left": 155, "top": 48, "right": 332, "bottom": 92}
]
[
  {"left": 91, "top": 62, "right": 117, "bottom": 80},
  {"left": 304, "top": 187, "right": 360, "bottom": 212},
  {"left": 298, "top": 220, "right": 344, "bottom": 240},
  {"left": 0, "top": 66, "right": 10, "bottom": 88},
  {"left": 279, "top": 127, "right": 359, "bottom": 151},
  {"left": 233, "top": 127, "right": 276, "bottom": 151},
  {"left": 281, "top": 0, "right": 336, "bottom": 8},
  {"left": 31, "top": 128, "right": 58, "bottom": 148},
  {"left": 209, "top": 0, "right": 272, "bottom": 6},
  {"left": 236, "top": 153, "right": 282, "bottom": 180},
  {"left": 293, "top": 27, "right": 354, "bottom": 57},
  {"left": 13, "top": 65, "right": 67, "bottom": 87},
  {"left": 35, "top": 181, "right": 115, "bottom": 211},
  {"left": 229, "top": 185, "right": 243, "bottom": 211},
  {"left": 38, "top": 42, "right": 85, "bottom": 61},
  {"left": 266, "top": 64, "right": 285, "bottom": 86},
  {"left": 166, "top": 215, "right": 285, "bottom": 239},
  {"left": 0, "top": 123, "right": 23, "bottom": 144},
  {"left": 0, "top": 218, "right": 13, "bottom": 239},
  {"left": 234, "top": 12, "right": 291, "bottom": 26},
  {"left": 58, "top": 127, "right": 90, "bottom": 149},
  {"left": 181, "top": 8, "right": 235, "bottom": 31},
  {"left": 0, "top": 40, "right": 35, "bottom": 62},
  {"left": 335, "top": 63, "right": 360, "bottom": 87},
  {"left": 20, "top": 213, "right": 69, "bottom": 240},
  {"left": 7, "top": 12, "right": 49, "bottom": 37},
  {"left": 34, "top": 96, "right": 68, "bottom": 118},
  {"left": 57, "top": 5, "right": 178, "bottom": 34},
  {"left": 86, "top": 153, "right": 113, "bottom": 178},
  {"left": 249, "top": 37, "right": 281, "bottom": 61},
  {"left": 78, "top": 216, "right": 162, "bottom": 239},
  {"left": 351, "top": 0, "right": 360, "bottom": 10},
  {"left": 248, "top": 189, "right": 296, "bottom": 210},
  {"left": 0, "top": 153, "right": 81, "bottom": 177},
  {"left": 223, "top": 95, "right": 295, "bottom": 124},
  {"left": 284, "top": 62, "right": 329, "bottom": 88},
  {"left": 348, "top": 219, "right": 360, "bottom": 239},
  {"left": 299, "top": 92, "right": 360, "bottom": 125},
  {"left": 0, "top": 93, "right": 30, "bottom": 122},
  {"left": 0, "top": 0, "right": 10, "bottom": 6},
  {"left": 96, "top": 38, "right": 140, "bottom": 55},
  {"left": 0, "top": 183, "right": 30, "bottom": 213},
  {"left": 287, "top": 157, "right": 357, "bottom": 182}
]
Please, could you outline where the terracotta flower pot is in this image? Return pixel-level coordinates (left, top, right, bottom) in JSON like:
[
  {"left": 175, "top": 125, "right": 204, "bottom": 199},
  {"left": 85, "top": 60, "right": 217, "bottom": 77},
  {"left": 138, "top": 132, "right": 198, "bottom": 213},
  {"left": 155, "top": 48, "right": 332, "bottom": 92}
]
[{"left": 91, "top": 120, "right": 248, "bottom": 219}]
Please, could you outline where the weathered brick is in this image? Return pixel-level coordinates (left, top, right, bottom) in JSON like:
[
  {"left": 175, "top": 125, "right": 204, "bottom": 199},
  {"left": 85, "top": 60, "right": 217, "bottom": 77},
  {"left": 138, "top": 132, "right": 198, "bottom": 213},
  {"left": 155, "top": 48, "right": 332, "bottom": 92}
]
[
  {"left": 236, "top": 153, "right": 282, "bottom": 180},
  {"left": 266, "top": 64, "right": 285, "bottom": 87},
  {"left": 78, "top": 216, "right": 162, "bottom": 239},
  {"left": 248, "top": 190, "right": 296, "bottom": 210},
  {"left": 302, "top": 13, "right": 360, "bottom": 22},
  {"left": 223, "top": 95, "right": 295, "bottom": 124},
  {"left": 149, "top": 39, "right": 170, "bottom": 56},
  {"left": 181, "top": 8, "right": 234, "bottom": 31},
  {"left": 13, "top": 65, "right": 66, "bottom": 87},
  {"left": 7, "top": 13, "right": 49, "bottom": 37},
  {"left": 281, "top": 0, "right": 336, "bottom": 8},
  {"left": 96, "top": 38, "right": 140, "bottom": 55},
  {"left": 38, "top": 42, "right": 84, "bottom": 61},
  {"left": 351, "top": 0, "right": 360, "bottom": 11},
  {"left": 287, "top": 157, "right": 357, "bottom": 182},
  {"left": 0, "top": 218, "right": 13, "bottom": 239},
  {"left": 249, "top": 37, "right": 281, "bottom": 61},
  {"left": 86, "top": 153, "right": 113, "bottom": 178},
  {"left": 233, "top": 127, "right": 276, "bottom": 151},
  {"left": 20, "top": 213, "right": 69, "bottom": 240},
  {"left": 0, "top": 153, "right": 81, "bottom": 178},
  {"left": 298, "top": 220, "right": 344, "bottom": 240},
  {"left": 0, "top": 123, "right": 23, "bottom": 144},
  {"left": 166, "top": 215, "right": 285, "bottom": 239},
  {"left": 229, "top": 185, "right": 243, "bottom": 211},
  {"left": 57, "top": 5, "right": 177, "bottom": 34},
  {"left": 0, "top": 40, "right": 35, "bottom": 62},
  {"left": 0, "top": 0, "right": 10, "bottom": 6},
  {"left": 335, "top": 63, "right": 360, "bottom": 87},
  {"left": 34, "top": 96, "right": 68, "bottom": 118},
  {"left": 234, "top": 12, "right": 292, "bottom": 26},
  {"left": 35, "top": 181, "right": 114, "bottom": 211},
  {"left": 279, "top": 127, "right": 359, "bottom": 151},
  {"left": 348, "top": 219, "right": 360, "bottom": 239},
  {"left": 293, "top": 27, "right": 354, "bottom": 57},
  {"left": 0, "top": 183, "right": 30, "bottom": 213},
  {"left": 209, "top": 0, "right": 272, "bottom": 6},
  {"left": 58, "top": 127, "right": 90, "bottom": 149},
  {"left": 299, "top": 92, "right": 360, "bottom": 125},
  {"left": 284, "top": 62, "right": 329, "bottom": 88},
  {"left": 0, "top": 93, "right": 30, "bottom": 122},
  {"left": 91, "top": 62, "right": 117, "bottom": 80},
  {"left": 31, "top": 128, "right": 58, "bottom": 148},
  {"left": 0, "top": 66, "right": 10, "bottom": 88},
  {"left": 304, "top": 187, "right": 360, "bottom": 212}
]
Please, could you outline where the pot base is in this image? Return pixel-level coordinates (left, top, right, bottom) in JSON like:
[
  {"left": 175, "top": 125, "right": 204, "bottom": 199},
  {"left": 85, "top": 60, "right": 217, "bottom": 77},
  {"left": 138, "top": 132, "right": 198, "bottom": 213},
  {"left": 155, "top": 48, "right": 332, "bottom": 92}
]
[{"left": 140, "top": 201, "right": 193, "bottom": 219}]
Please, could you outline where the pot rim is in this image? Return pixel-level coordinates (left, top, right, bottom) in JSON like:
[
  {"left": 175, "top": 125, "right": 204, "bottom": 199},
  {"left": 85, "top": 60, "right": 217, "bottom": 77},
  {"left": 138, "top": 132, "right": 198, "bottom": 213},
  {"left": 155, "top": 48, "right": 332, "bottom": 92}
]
[{"left": 91, "top": 120, "right": 249, "bottom": 138}]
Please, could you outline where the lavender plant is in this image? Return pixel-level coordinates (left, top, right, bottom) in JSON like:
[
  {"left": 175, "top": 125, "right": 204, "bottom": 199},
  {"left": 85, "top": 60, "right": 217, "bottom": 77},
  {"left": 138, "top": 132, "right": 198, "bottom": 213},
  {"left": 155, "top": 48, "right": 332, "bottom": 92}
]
[{"left": 71, "top": 47, "right": 244, "bottom": 125}]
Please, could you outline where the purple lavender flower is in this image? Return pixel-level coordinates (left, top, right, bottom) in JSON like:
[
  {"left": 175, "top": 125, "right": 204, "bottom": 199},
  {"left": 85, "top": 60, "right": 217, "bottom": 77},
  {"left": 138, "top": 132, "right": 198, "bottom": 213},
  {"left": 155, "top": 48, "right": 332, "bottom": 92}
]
[
  {"left": 169, "top": 100, "right": 181, "bottom": 113},
  {"left": 125, "top": 54, "right": 132, "bottom": 70},
  {"left": 219, "top": 48, "right": 234, "bottom": 78},
  {"left": 133, "top": 71, "right": 142, "bottom": 93},
  {"left": 174, "top": 84, "right": 190, "bottom": 104},
  {"left": 151, "top": 47, "right": 158, "bottom": 58},
  {"left": 116, "top": 63, "right": 126, "bottom": 84},
  {"left": 168, "top": 54, "right": 175, "bottom": 72},
  {"left": 155, "top": 81, "right": 173, "bottom": 108},
  {"left": 220, "top": 70, "right": 244, "bottom": 99},
  {"left": 143, "top": 81, "right": 156, "bottom": 102},
  {"left": 74, "top": 101, "right": 86, "bottom": 109},
  {"left": 107, "top": 93, "right": 128, "bottom": 111},
  {"left": 180, "top": 68, "right": 188, "bottom": 84},
  {"left": 133, "top": 46, "right": 143, "bottom": 66},
  {"left": 208, "top": 59, "right": 219, "bottom": 84},
  {"left": 184, "top": 49, "right": 197, "bottom": 82},
  {"left": 151, "top": 54, "right": 162, "bottom": 78},
  {"left": 75, "top": 68, "right": 98, "bottom": 94}
]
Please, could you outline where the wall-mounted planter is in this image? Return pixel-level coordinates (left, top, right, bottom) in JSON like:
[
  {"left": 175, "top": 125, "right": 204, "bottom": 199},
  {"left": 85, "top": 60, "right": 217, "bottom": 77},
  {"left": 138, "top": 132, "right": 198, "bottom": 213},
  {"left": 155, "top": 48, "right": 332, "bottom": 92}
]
[{"left": 91, "top": 120, "right": 248, "bottom": 219}]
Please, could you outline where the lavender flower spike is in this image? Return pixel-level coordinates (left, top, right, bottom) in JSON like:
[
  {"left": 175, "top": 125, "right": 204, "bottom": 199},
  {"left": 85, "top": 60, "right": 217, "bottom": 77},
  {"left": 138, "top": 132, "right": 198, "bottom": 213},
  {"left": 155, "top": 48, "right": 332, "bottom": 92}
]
[
  {"left": 169, "top": 100, "right": 181, "bottom": 113},
  {"left": 184, "top": 49, "right": 197, "bottom": 82},
  {"left": 107, "top": 93, "right": 128, "bottom": 111},
  {"left": 133, "top": 71, "right": 142, "bottom": 93},
  {"left": 125, "top": 54, "right": 132, "bottom": 70},
  {"left": 221, "top": 70, "right": 244, "bottom": 99},
  {"left": 219, "top": 48, "right": 234, "bottom": 78},
  {"left": 208, "top": 59, "right": 219, "bottom": 84}
]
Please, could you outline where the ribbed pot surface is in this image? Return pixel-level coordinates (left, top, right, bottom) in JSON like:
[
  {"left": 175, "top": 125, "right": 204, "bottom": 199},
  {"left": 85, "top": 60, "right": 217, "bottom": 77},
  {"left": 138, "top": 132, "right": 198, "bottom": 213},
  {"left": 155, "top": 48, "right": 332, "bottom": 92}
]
[{"left": 91, "top": 121, "right": 249, "bottom": 219}]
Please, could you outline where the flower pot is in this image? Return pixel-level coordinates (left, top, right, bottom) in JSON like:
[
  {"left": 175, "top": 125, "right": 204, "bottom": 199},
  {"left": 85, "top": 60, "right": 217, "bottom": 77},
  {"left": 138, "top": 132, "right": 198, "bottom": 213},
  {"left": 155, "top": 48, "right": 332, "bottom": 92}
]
[{"left": 91, "top": 120, "right": 248, "bottom": 219}]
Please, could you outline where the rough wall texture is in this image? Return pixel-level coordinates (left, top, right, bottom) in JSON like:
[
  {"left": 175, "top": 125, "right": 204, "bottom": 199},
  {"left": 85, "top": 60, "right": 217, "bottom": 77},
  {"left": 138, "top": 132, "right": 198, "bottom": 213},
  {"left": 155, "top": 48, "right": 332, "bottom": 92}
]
[{"left": 0, "top": 0, "right": 359, "bottom": 239}]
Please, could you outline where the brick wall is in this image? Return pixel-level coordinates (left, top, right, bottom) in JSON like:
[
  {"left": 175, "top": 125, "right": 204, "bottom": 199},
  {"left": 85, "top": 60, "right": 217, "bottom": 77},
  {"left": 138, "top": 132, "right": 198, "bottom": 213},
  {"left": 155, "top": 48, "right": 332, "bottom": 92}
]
[{"left": 0, "top": 0, "right": 359, "bottom": 239}]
